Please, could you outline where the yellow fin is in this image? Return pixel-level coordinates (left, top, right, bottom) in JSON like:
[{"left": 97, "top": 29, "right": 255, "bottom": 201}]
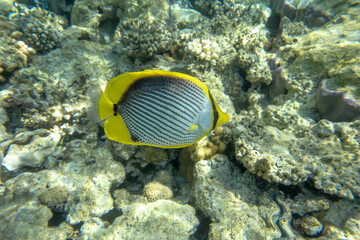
[
  {"left": 189, "top": 124, "right": 198, "bottom": 133},
  {"left": 211, "top": 94, "right": 230, "bottom": 128},
  {"left": 104, "top": 70, "right": 211, "bottom": 104},
  {"left": 98, "top": 91, "right": 115, "bottom": 121},
  {"left": 104, "top": 115, "right": 138, "bottom": 145},
  {"left": 217, "top": 110, "right": 230, "bottom": 127},
  {"left": 104, "top": 115, "right": 197, "bottom": 148}
]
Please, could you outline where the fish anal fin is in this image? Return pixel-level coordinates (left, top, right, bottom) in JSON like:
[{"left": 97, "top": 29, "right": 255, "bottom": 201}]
[{"left": 104, "top": 115, "right": 138, "bottom": 145}]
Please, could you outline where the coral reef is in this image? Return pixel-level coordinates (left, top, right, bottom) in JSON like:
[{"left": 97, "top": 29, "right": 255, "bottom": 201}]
[
  {"left": 143, "top": 167, "right": 175, "bottom": 203},
  {"left": 268, "top": 0, "right": 333, "bottom": 30},
  {"left": 184, "top": 36, "right": 236, "bottom": 70},
  {"left": 179, "top": 127, "right": 227, "bottom": 184},
  {"left": 0, "top": 15, "right": 35, "bottom": 82},
  {"left": 143, "top": 181, "right": 173, "bottom": 202},
  {"left": 316, "top": 79, "right": 360, "bottom": 122},
  {"left": 81, "top": 200, "right": 199, "bottom": 239},
  {"left": 114, "top": 18, "right": 175, "bottom": 61},
  {"left": 233, "top": 25, "right": 273, "bottom": 85},
  {"left": 0, "top": 0, "right": 359, "bottom": 239},
  {"left": 9, "top": 3, "right": 67, "bottom": 53},
  {"left": 235, "top": 111, "right": 360, "bottom": 199},
  {"left": 0, "top": 142, "right": 125, "bottom": 238},
  {"left": 191, "top": 0, "right": 270, "bottom": 29},
  {"left": 233, "top": 3, "right": 360, "bottom": 200},
  {"left": 1, "top": 128, "right": 61, "bottom": 171},
  {"left": 185, "top": 38, "right": 221, "bottom": 67},
  {"left": 0, "top": 0, "right": 14, "bottom": 16},
  {"left": 292, "top": 215, "right": 324, "bottom": 237},
  {"left": 192, "top": 154, "right": 283, "bottom": 239}
]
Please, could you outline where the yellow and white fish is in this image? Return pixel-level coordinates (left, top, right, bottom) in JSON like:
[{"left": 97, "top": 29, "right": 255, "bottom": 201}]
[{"left": 98, "top": 70, "right": 230, "bottom": 148}]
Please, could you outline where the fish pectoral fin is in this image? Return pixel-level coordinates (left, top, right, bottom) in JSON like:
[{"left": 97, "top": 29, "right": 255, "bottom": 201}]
[
  {"left": 189, "top": 124, "right": 198, "bottom": 133},
  {"left": 104, "top": 115, "right": 138, "bottom": 145}
]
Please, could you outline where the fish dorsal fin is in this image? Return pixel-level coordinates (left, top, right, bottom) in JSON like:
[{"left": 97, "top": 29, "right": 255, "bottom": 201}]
[{"left": 105, "top": 70, "right": 210, "bottom": 104}]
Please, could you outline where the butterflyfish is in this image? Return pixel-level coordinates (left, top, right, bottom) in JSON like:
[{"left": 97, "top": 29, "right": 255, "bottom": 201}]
[{"left": 98, "top": 70, "right": 230, "bottom": 148}]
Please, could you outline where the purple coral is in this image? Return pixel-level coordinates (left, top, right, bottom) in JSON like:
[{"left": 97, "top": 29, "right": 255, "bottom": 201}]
[
  {"left": 268, "top": 57, "right": 287, "bottom": 99},
  {"left": 316, "top": 79, "right": 360, "bottom": 122}
]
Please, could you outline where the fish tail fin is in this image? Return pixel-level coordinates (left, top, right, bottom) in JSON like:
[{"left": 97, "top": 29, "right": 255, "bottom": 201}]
[
  {"left": 217, "top": 110, "right": 230, "bottom": 127},
  {"left": 214, "top": 101, "right": 230, "bottom": 128},
  {"left": 98, "top": 91, "right": 115, "bottom": 121}
]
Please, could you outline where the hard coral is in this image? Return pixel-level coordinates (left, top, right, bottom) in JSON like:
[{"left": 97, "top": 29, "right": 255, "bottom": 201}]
[
  {"left": 9, "top": 3, "right": 67, "bottom": 53},
  {"left": 143, "top": 181, "right": 173, "bottom": 202},
  {"left": 316, "top": 79, "right": 360, "bottom": 122},
  {"left": 0, "top": 15, "right": 35, "bottom": 82},
  {"left": 114, "top": 18, "right": 175, "bottom": 61},
  {"left": 233, "top": 25, "right": 273, "bottom": 85},
  {"left": 179, "top": 127, "right": 227, "bottom": 184}
]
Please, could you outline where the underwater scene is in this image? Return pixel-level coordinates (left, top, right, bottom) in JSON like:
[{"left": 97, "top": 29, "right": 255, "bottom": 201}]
[{"left": 0, "top": 0, "right": 359, "bottom": 239}]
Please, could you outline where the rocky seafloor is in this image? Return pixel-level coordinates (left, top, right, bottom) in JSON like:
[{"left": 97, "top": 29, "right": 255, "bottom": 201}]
[{"left": 0, "top": 0, "right": 359, "bottom": 239}]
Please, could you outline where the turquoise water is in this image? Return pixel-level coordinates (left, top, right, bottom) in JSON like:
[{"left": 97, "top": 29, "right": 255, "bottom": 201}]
[{"left": 0, "top": 0, "right": 359, "bottom": 239}]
